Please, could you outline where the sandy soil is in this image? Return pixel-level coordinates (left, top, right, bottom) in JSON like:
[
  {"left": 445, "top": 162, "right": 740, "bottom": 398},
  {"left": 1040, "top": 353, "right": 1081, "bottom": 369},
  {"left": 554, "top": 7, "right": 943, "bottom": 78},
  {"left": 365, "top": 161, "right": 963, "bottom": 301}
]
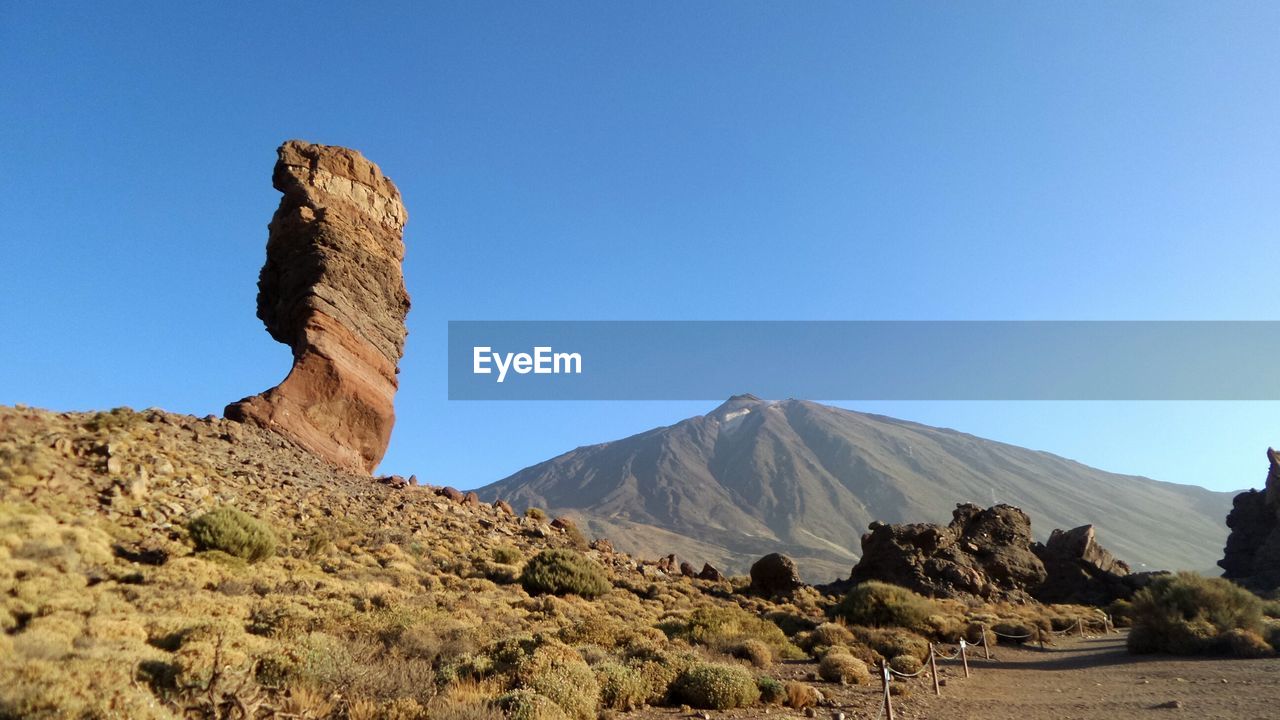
[
  {"left": 908, "top": 632, "right": 1280, "bottom": 720},
  {"left": 633, "top": 631, "right": 1280, "bottom": 720}
]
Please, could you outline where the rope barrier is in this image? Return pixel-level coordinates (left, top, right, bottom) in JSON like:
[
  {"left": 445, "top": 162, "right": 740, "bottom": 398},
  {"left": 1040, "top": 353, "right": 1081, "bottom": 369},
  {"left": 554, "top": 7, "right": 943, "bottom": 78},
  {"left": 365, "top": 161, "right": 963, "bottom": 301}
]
[
  {"left": 990, "top": 629, "right": 1035, "bottom": 639},
  {"left": 888, "top": 666, "right": 928, "bottom": 678}
]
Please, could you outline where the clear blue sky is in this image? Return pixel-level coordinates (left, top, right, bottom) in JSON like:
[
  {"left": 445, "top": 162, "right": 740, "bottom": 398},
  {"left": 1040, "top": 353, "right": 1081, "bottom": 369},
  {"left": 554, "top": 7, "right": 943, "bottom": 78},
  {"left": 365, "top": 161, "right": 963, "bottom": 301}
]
[{"left": 3, "top": 2, "right": 1278, "bottom": 493}]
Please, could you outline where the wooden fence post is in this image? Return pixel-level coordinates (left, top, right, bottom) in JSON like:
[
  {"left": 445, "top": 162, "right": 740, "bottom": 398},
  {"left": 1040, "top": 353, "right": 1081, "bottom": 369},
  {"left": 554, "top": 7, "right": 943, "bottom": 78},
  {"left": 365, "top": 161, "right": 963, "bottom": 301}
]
[
  {"left": 981, "top": 625, "right": 991, "bottom": 660},
  {"left": 960, "top": 638, "right": 970, "bottom": 678},
  {"left": 881, "top": 660, "right": 895, "bottom": 720},
  {"left": 1077, "top": 618, "right": 1085, "bottom": 638},
  {"left": 929, "top": 643, "right": 940, "bottom": 696}
]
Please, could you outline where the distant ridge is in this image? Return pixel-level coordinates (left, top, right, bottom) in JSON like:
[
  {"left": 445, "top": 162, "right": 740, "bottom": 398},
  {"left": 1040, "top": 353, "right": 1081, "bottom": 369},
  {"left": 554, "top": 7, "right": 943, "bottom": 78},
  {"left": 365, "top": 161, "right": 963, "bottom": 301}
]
[{"left": 479, "top": 395, "right": 1235, "bottom": 581}]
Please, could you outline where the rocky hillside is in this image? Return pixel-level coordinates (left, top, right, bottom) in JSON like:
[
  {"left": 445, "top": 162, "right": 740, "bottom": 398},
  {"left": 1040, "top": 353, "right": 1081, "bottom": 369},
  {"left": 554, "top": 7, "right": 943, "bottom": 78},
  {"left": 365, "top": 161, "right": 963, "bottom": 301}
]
[
  {"left": 479, "top": 395, "right": 1235, "bottom": 581},
  {"left": 0, "top": 404, "right": 1112, "bottom": 720}
]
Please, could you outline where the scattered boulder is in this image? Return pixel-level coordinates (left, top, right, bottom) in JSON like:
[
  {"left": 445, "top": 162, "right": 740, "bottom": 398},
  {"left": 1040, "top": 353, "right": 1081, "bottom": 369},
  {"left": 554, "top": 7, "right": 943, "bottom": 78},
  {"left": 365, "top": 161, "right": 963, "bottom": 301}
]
[
  {"left": 1219, "top": 448, "right": 1280, "bottom": 593},
  {"left": 679, "top": 561, "right": 697, "bottom": 577},
  {"left": 697, "top": 563, "right": 725, "bottom": 582},
  {"left": 494, "top": 499, "right": 515, "bottom": 516},
  {"left": 750, "top": 552, "right": 803, "bottom": 596},
  {"left": 656, "top": 553, "right": 681, "bottom": 574},
  {"left": 225, "top": 140, "right": 411, "bottom": 475},
  {"left": 376, "top": 475, "right": 410, "bottom": 489},
  {"left": 463, "top": 491, "right": 482, "bottom": 508},
  {"left": 589, "top": 538, "right": 615, "bottom": 554},
  {"left": 437, "top": 486, "right": 465, "bottom": 503}
]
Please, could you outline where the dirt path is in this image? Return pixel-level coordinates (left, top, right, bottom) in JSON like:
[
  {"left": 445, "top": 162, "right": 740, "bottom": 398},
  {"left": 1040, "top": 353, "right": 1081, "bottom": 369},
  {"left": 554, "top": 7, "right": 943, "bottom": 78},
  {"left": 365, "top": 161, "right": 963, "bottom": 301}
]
[
  {"left": 909, "top": 632, "right": 1280, "bottom": 720},
  {"left": 629, "top": 632, "right": 1280, "bottom": 720}
]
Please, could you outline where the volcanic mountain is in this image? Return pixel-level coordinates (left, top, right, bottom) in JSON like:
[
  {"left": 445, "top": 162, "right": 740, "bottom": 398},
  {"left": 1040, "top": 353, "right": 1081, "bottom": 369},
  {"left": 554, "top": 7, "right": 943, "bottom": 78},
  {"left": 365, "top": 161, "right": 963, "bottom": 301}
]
[{"left": 478, "top": 395, "right": 1235, "bottom": 582}]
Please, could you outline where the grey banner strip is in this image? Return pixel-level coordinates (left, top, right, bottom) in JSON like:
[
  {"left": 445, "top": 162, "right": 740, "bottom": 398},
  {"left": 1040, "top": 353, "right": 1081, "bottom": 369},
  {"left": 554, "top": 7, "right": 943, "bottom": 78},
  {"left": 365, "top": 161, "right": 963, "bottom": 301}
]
[{"left": 447, "top": 321, "right": 1280, "bottom": 400}]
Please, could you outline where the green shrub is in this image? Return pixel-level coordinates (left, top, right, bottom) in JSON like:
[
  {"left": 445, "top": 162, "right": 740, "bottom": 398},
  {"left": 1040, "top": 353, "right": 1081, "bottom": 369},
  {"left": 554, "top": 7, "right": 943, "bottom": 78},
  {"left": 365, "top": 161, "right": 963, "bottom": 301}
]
[
  {"left": 1261, "top": 599, "right": 1280, "bottom": 619},
  {"left": 671, "top": 605, "right": 801, "bottom": 659},
  {"left": 594, "top": 662, "right": 647, "bottom": 710},
  {"left": 187, "top": 506, "right": 277, "bottom": 563},
  {"left": 757, "top": 675, "right": 786, "bottom": 705},
  {"left": 492, "top": 545, "right": 523, "bottom": 564},
  {"left": 671, "top": 662, "right": 760, "bottom": 710},
  {"left": 817, "top": 651, "right": 871, "bottom": 684},
  {"left": 497, "top": 689, "right": 569, "bottom": 720},
  {"left": 520, "top": 549, "right": 610, "bottom": 598},
  {"left": 835, "top": 581, "right": 936, "bottom": 632},
  {"left": 1128, "top": 572, "right": 1265, "bottom": 655}
]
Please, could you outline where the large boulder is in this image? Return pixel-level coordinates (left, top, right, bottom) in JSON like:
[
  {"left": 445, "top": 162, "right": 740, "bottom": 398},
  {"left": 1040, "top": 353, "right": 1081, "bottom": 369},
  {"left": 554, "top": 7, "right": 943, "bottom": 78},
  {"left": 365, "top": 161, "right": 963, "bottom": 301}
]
[
  {"left": 842, "top": 503, "right": 1141, "bottom": 604},
  {"left": 750, "top": 552, "right": 804, "bottom": 596},
  {"left": 1219, "top": 448, "right": 1280, "bottom": 592},
  {"left": 1031, "top": 525, "right": 1132, "bottom": 604},
  {"left": 225, "top": 141, "right": 410, "bottom": 474},
  {"left": 846, "top": 504, "right": 1048, "bottom": 601}
]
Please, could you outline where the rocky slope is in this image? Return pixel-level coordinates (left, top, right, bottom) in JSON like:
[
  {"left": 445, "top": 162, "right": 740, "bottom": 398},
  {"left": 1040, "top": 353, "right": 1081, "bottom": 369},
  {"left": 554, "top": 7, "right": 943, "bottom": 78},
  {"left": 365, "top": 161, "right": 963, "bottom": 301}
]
[
  {"left": 479, "top": 395, "right": 1235, "bottom": 581},
  {"left": 226, "top": 140, "right": 411, "bottom": 475}
]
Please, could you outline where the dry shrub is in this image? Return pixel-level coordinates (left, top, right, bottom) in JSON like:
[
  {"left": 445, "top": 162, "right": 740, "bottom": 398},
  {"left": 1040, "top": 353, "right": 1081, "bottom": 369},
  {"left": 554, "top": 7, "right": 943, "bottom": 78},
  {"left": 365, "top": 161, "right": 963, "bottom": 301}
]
[
  {"left": 817, "top": 650, "right": 871, "bottom": 684},
  {"left": 498, "top": 689, "right": 568, "bottom": 720},
  {"left": 805, "top": 622, "right": 855, "bottom": 651},
  {"left": 731, "top": 638, "right": 773, "bottom": 668},
  {"left": 514, "top": 642, "right": 599, "bottom": 720},
  {"left": 670, "top": 661, "right": 761, "bottom": 710},
  {"left": 594, "top": 661, "right": 647, "bottom": 710},
  {"left": 1224, "top": 628, "right": 1274, "bottom": 658},
  {"left": 849, "top": 626, "right": 928, "bottom": 662},
  {"left": 785, "top": 681, "right": 820, "bottom": 709},
  {"left": 889, "top": 654, "right": 923, "bottom": 675},
  {"left": 670, "top": 604, "right": 801, "bottom": 659}
]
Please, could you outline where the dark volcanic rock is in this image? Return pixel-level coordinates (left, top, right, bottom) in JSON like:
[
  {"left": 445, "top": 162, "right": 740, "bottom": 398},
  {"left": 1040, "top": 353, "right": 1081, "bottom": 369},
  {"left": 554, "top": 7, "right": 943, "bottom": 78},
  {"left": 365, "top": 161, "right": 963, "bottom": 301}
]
[
  {"left": 697, "top": 563, "right": 725, "bottom": 582},
  {"left": 1219, "top": 448, "right": 1280, "bottom": 592},
  {"left": 750, "top": 552, "right": 804, "bottom": 596},
  {"left": 847, "top": 504, "right": 1047, "bottom": 600},
  {"left": 1032, "top": 525, "right": 1132, "bottom": 604},
  {"left": 225, "top": 140, "right": 410, "bottom": 475},
  {"left": 844, "top": 503, "right": 1140, "bottom": 604}
]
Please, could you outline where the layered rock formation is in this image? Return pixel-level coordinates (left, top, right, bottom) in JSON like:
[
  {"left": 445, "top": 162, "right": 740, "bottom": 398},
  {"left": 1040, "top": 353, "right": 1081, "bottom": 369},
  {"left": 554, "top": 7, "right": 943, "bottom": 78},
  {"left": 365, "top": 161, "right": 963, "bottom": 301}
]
[
  {"left": 1219, "top": 448, "right": 1280, "bottom": 592},
  {"left": 1031, "top": 525, "right": 1132, "bottom": 604},
  {"left": 226, "top": 141, "right": 410, "bottom": 474}
]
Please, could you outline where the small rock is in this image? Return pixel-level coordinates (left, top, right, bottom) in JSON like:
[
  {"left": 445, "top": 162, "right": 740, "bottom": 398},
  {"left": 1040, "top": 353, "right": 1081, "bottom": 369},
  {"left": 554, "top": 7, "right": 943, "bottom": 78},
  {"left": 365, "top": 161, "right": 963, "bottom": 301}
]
[
  {"left": 494, "top": 499, "right": 514, "bottom": 516},
  {"left": 804, "top": 708, "right": 817, "bottom": 718},
  {"left": 1154, "top": 700, "right": 1183, "bottom": 709}
]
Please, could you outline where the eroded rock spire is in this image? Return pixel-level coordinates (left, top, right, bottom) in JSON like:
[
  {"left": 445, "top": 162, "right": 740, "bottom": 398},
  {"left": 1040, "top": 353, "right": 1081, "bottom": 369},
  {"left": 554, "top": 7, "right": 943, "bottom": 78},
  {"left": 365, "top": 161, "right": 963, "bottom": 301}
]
[{"left": 226, "top": 140, "right": 410, "bottom": 474}]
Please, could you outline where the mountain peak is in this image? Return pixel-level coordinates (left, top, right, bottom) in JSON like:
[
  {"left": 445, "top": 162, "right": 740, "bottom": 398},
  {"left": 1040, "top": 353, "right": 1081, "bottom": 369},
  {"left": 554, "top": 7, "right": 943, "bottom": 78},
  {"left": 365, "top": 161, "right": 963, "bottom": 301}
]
[{"left": 710, "top": 393, "right": 766, "bottom": 419}]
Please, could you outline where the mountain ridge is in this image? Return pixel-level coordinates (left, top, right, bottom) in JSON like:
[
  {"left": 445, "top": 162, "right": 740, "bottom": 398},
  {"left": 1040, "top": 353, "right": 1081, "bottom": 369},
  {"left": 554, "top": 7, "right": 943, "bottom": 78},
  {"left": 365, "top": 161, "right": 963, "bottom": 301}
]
[{"left": 478, "top": 396, "right": 1236, "bottom": 581}]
